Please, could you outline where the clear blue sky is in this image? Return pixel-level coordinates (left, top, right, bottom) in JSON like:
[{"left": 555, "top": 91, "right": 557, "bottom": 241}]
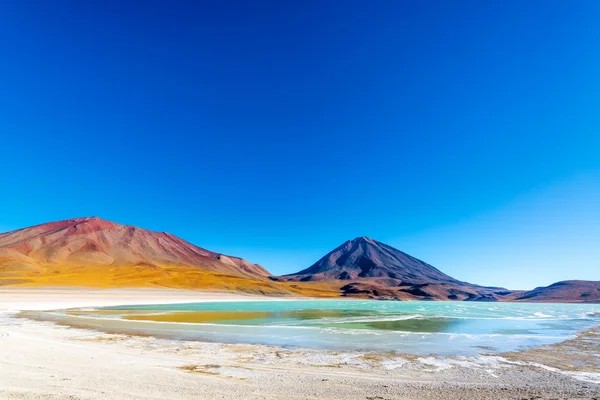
[{"left": 0, "top": 1, "right": 598, "bottom": 289}]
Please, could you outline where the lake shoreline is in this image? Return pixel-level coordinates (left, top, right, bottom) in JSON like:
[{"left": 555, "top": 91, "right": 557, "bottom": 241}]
[
  {"left": 1, "top": 288, "right": 599, "bottom": 399},
  {"left": 18, "top": 291, "right": 600, "bottom": 356}
]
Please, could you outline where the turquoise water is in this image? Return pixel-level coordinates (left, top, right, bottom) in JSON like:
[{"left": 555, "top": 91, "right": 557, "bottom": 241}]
[{"left": 45, "top": 300, "right": 600, "bottom": 355}]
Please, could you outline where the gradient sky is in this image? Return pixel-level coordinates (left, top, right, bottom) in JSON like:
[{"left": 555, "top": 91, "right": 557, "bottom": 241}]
[{"left": 0, "top": 1, "right": 598, "bottom": 289}]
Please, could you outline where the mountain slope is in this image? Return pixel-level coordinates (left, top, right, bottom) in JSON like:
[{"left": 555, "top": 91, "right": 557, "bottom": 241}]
[
  {"left": 0, "top": 217, "right": 285, "bottom": 293},
  {"left": 506, "top": 280, "right": 600, "bottom": 303},
  {"left": 276, "top": 237, "right": 510, "bottom": 301},
  {"left": 286, "top": 237, "right": 459, "bottom": 284}
]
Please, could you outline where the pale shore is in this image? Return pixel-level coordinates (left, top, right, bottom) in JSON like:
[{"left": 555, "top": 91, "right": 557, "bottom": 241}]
[
  {"left": 1, "top": 288, "right": 598, "bottom": 400},
  {"left": 0, "top": 287, "right": 277, "bottom": 310}
]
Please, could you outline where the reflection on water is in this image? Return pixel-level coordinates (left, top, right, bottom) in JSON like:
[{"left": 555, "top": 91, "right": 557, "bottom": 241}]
[
  {"left": 275, "top": 309, "right": 374, "bottom": 320},
  {"left": 22, "top": 300, "right": 599, "bottom": 356},
  {"left": 350, "top": 317, "right": 458, "bottom": 332},
  {"left": 124, "top": 311, "right": 272, "bottom": 324}
]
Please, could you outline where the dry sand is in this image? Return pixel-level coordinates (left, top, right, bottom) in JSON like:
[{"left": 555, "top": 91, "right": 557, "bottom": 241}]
[{"left": 0, "top": 288, "right": 599, "bottom": 400}]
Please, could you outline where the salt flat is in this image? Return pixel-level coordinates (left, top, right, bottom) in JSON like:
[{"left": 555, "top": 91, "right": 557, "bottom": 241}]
[{"left": 0, "top": 288, "right": 598, "bottom": 400}]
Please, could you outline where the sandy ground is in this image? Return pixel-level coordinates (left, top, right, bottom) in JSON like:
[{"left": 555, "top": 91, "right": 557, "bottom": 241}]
[
  {"left": 0, "top": 288, "right": 599, "bottom": 400},
  {"left": 0, "top": 287, "right": 274, "bottom": 310}
]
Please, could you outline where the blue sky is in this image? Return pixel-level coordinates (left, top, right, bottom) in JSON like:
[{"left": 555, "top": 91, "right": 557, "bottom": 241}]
[{"left": 0, "top": 1, "right": 598, "bottom": 289}]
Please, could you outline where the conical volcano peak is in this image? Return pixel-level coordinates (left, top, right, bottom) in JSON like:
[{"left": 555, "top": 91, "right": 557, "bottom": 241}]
[
  {"left": 346, "top": 236, "right": 381, "bottom": 250},
  {"left": 279, "top": 237, "right": 513, "bottom": 300},
  {"left": 284, "top": 237, "right": 457, "bottom": 284},
  {"left": 352, "top": 236, "right": 376, "bottom": 244}
]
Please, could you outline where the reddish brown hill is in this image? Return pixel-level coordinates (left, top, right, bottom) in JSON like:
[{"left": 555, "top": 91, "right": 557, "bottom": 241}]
[
  {"left": 506, "top": 280, "right": 600, "bottom": 303},
  {"left": 0, "top": 217, "right": 286, "bottom": 292}
]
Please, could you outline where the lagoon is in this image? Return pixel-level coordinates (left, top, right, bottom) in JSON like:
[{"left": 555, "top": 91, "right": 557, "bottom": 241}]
[{"left": 34, "top": 300, "right": 599, "bottom": 356}]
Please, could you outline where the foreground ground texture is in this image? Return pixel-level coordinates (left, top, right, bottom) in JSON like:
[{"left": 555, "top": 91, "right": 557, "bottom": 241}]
[{"left": 0, "top": 289, "right": 598, "bottom": 400}]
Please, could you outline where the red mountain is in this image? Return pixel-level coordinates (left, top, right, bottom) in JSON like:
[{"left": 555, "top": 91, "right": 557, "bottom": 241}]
[{"left": 0, "top": 217, "right": 279, "bottom": 291}]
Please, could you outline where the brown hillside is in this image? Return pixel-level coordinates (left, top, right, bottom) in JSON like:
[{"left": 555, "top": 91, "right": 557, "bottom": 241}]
[
  {"left": 505, "top": 280, "right": 600, "bottom": 303},
  {"left": 0, "top": 217, "right": 287, "bottom": 294}
]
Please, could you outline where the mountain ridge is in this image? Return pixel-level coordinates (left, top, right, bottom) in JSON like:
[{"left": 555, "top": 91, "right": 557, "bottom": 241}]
[
  {"left": 504, "top": 280, "right": 600, "bottom": 303},
  {"left": 1, "top": 218, "right": 597, "bottom": 302}
]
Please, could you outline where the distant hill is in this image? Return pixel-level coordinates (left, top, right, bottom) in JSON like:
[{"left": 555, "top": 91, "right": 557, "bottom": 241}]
[
  {"left": 506, "top": 280, "right": 600, "bottom": 303},
  {"left": 0, "top": 217, "right": 287, "bottom": 294},
  {"left": 274, "top": 237, "right": 511, "bottom": 301}
]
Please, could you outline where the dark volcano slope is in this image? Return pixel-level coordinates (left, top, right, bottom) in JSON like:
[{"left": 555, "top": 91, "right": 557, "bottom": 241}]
[{"left": 275, "top": 237, "right": 510, "bottom": 301}]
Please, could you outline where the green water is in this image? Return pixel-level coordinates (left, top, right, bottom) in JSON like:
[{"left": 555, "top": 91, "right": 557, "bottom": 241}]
[{"left": 43, "top": 300, "right": 599, "bottom": 355}]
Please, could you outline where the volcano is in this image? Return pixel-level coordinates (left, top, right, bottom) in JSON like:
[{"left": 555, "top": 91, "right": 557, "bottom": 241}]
[
  {"left": 276, "top": 237, "right": 511, "bottom": 301},
  {"left": 284, "top": 236, "right": 459, "bottom": 283}
]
